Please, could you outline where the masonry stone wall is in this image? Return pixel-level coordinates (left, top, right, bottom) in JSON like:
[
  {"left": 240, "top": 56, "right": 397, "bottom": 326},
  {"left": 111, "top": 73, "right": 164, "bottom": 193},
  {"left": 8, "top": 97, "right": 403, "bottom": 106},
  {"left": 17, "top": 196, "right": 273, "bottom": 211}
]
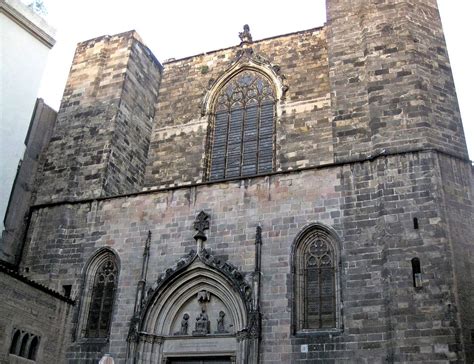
[
  {"left": 327, "top": 0, "right": 468, "bottom": 163},
  {"left": 436, "top": 155, "right": 474, "bottom": 362},
  {"left": 144, "top": 28, "right": 332, "bottom": 189},
  {"left": 19, "top": 151, "right": 468, "bottom": 363},
  {"left": 0, "top": 269, "right": 72, "bottom": 364},
  {"left": 34, "top": 31, "right": 162, "bottom": 205}
]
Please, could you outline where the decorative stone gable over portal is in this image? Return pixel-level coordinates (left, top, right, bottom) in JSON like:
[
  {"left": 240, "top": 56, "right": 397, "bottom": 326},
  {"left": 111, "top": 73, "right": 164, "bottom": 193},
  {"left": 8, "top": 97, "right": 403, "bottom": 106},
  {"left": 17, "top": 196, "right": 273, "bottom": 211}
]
[{"left": 126, "top": 212, "right": 263, "bottom": 363}]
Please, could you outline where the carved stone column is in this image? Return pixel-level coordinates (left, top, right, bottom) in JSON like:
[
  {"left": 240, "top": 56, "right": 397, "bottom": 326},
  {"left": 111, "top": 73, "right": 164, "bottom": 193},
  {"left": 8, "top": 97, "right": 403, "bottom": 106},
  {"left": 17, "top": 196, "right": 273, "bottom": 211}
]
[
  {"left": 127, "top": 231, "right": 152, "bottom": 364},
  {"left": 138, "top": 333, "right": 163, "bottom": 364},
  {"left": 150, "top": 336, "right": 163, "bottom": 364}
]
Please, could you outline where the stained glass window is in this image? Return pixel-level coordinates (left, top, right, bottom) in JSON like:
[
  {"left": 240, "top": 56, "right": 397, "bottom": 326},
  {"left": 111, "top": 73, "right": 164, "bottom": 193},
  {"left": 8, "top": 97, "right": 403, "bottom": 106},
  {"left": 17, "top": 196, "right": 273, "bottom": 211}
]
[
  {"left": 85, "top": 259, "right": 117, "bottom": 338},
  {"left": 304, "top": 238, "right": 336, "bottom": 329},
  {"left": 209, "top": 70, "right": 276, "bottom": 180},
  {"left": 295, "top": 229, "right": 337, "bottom": 331}
]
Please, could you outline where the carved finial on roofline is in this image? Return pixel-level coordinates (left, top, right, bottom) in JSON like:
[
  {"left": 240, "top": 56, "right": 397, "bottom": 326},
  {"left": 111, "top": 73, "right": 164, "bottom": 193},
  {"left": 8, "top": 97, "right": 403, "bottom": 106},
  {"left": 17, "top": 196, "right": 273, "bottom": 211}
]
[{"left": 239, "top": 24, "right": 253, "bottom": 44}]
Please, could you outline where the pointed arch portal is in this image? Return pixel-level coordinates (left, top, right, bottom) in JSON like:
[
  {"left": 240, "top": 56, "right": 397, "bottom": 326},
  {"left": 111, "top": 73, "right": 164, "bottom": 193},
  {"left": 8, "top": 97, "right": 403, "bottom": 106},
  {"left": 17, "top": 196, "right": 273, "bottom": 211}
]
[{"left": 130, "top": 252, "right": 258, "bottom": 364}]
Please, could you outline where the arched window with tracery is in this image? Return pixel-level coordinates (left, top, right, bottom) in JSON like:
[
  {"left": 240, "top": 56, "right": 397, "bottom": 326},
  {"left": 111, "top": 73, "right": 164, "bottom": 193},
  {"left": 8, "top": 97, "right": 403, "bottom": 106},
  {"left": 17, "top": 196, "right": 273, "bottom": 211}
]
[
  {"left": 294, "top": 226, "right": 340, "bottom": 332},
  {"left": 208, "top": 70, "right": 276, "bottom": 180},
  {"left": 85, "top": 257, "right": 118, "bottom": 338}
]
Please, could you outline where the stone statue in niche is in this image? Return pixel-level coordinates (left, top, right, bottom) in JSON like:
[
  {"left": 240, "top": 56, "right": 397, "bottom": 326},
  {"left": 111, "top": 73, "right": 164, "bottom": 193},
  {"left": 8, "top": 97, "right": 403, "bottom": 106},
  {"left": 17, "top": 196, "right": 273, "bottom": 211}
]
[
  {"left": 215, "top": 311, "right": 229, "bottom": 334},
  {"left": 174, "top": 313, "right": 190, "bottom": 336},
  {"left": 193, "top": 308, "right": 210, "bottom": 335}
]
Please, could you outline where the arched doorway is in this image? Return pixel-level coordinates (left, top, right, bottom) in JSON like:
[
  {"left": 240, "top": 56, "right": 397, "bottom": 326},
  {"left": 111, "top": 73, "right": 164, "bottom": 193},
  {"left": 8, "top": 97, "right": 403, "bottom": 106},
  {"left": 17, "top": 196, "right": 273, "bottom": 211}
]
[{"left": 130, "top": 251, "right": 258, "bottom": 364}]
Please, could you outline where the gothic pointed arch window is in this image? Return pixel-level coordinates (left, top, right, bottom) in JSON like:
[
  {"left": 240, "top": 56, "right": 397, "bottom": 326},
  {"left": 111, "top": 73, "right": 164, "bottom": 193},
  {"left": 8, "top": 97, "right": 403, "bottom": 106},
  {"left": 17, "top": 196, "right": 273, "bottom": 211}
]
[
  {"left": 78, "top": 249, "right": 119, "bottom": 340},
  {"left": 19, "top": 333, "right": 29, "bottom": 357},
  {"left": 85, "top": 258, "right": 118, "bottom": 337},
  {"left": 9, "top": 330, "right": 41, "bottom": 360},
  {"left": 27, "top": 336, "right": 39, "bottom": 360},
  {"left": 208, "top": 69, "right": 276, "bottom": 180},
  {"left": 293, "top": 226, "right": 341, "bottom": 333},
  {"left": 9, "top": 330, "right": 20, "bottom": 354}
]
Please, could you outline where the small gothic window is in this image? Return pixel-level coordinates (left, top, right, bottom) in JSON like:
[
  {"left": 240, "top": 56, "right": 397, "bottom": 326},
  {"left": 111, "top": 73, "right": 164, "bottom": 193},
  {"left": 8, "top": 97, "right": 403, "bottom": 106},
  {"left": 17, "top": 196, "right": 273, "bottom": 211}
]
[
  {"left": 85, "top": 258, "right": 118, "bottom": 338},
  {"left": 9, "top": 330, "right": 40, "bottom": 360},
  {"left": 9, "top": 330, "right": 20, "bottom": 354},
  {"left": 19, "top": 333, "right": 29, "bottom": 357},
  {"left": 208, "top": 70, "right": 276, "bottom": 180},
  {"left": 28, "top": 336, "right": 39, "bottom": 360},
  {"left": 295, "top": 228, "right": 339, "bottom": 331}
]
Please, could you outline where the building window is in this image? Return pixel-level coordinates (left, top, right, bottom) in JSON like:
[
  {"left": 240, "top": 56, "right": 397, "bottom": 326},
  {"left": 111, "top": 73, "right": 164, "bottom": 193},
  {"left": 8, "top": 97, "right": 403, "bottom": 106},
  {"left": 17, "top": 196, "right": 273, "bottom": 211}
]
[
  {"left": 9, "top": 329, "right": 40, "bottom": 361},
  {"left": 78, "top": 249, "right": 120, "bottom": 340},
  {"left": 19, "top": 333, "right": 29, "bottom": 357},
  {"left": 85, "top": 258, "right": 118, "bottom": 338},
  {"left": 208, "top": 70, "right": 276, "bottom": 180},
  {"left": 294, "top": 226, "right": 340, "bottom": 333},
  {"left": 62, "top": 284, "right": 72, "bottom": 298},
  {"left": 28, "top": 336, "right": 39, "bottom": 360},
  {"left": 9, "top": 330, "right": 21, "bottom": 354},
  {"left": 411, "top": 257, "right": 422, "bottom": 289}
]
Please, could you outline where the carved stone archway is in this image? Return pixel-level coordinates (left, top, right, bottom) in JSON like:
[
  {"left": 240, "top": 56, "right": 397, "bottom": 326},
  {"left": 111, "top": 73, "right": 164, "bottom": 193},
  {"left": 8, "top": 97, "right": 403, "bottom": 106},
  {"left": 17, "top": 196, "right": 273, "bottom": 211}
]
[{"left": 128, "top": 249, "right": 259, "bottom": 364}]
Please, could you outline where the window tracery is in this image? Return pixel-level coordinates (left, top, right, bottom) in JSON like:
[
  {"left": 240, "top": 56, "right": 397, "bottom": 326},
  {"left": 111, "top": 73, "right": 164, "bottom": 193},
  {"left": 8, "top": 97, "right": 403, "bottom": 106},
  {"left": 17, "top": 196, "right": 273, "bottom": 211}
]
[
  {"left": 209, "top": 70, "right": 276, "bottom": 180},
  {"left": 294, "top": 226, "right": 340, "bottom": 332},
  {"left": 303, "top": 238, "right": 336, "bottom": 329},
  {"left": 85, "top": 258, "right": 118, "bottom": 338}
]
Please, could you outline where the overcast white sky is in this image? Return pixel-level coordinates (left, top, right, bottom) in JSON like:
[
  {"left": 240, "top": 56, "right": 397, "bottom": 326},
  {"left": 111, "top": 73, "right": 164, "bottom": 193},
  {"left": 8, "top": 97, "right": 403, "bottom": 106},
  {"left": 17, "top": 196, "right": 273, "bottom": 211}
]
[{"left": 37, "top": 0, "right": 474, "bottom": 158}]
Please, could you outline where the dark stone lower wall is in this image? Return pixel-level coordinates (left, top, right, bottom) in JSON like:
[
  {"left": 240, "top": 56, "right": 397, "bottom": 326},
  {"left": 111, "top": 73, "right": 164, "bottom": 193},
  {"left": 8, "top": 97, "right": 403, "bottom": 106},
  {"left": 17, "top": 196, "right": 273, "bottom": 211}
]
[
  {"left": 18, "top": 151, "right": 471, "bottom": 363},
  {"left": 437, "top": 154, "right": 474, "bottom": 363}
]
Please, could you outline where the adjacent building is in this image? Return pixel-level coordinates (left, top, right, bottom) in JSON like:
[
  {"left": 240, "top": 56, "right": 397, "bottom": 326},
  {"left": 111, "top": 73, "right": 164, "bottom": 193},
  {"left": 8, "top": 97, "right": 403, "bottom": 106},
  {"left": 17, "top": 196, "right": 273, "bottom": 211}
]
[{"left": 0, "top": 0, "right": 55, "bottom": 235}]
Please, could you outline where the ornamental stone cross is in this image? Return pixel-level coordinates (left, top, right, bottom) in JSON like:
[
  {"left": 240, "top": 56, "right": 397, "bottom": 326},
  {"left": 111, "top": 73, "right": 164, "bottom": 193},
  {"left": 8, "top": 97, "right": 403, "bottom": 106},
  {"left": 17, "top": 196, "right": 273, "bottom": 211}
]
[{"left": 194, "top": 211, "right": 210, "bottom": 251}]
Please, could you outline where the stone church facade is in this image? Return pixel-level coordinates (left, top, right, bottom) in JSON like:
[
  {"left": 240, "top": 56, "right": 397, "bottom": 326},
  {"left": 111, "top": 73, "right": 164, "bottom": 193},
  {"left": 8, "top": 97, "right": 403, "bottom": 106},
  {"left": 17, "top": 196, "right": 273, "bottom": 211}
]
[{"left": 1, "top": 0, "right": 474, "bottom": 363}]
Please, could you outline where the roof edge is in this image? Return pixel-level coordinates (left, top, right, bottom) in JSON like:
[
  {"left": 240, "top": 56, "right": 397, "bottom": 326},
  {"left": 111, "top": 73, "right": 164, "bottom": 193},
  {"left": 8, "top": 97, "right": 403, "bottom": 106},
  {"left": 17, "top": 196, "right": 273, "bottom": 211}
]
[
  {"left": 0, "top": 0, "right": 56, "bottom": 48},
  {"left": 0, "top": 262, "right": 75, "bottom": 304},
  {"left": 163, "top": 25, "right": 326, "bottom": 65}
]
